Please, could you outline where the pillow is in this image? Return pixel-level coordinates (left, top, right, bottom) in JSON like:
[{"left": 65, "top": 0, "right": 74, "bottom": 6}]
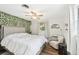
[
  {"left": 48, "top": 36, "right": 58, "bottom": 41},
  {"left": 58, "top": 36, "right": 64, "bottom": 43}
]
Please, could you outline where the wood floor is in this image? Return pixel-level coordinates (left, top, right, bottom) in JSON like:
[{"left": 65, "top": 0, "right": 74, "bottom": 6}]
[
  {"left": 41, "top": 43, "right": 58, "bottom": 55},
  {"left": 41, "top": 47, "right": 58, "bottom": 55}
]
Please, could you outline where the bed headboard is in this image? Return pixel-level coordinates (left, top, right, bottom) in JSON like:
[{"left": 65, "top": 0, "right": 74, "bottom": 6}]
[{"left": 3, "top": 26, "right": 26, "bottom": 37}]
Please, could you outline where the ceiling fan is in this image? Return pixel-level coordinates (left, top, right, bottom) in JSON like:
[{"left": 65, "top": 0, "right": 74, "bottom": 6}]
[{"left": 22, "top": 4, "right": 43, "bottom": 19}]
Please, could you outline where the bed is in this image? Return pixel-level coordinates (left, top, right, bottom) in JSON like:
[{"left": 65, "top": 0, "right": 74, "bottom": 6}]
[{"left": 0, "top": 26, "right": 47, "bottom": 55}]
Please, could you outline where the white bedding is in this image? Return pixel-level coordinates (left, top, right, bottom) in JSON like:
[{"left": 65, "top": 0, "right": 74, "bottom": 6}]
[{"left": 1, "top": 33, "right": 47, "bottom": 55}]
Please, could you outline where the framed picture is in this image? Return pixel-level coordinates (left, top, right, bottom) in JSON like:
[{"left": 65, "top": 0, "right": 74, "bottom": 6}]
[
  {"left": 40, "top": 22, "right": 45, "bottom": 31},
  {"left": 51, "top": 24, "right": 60, "bottom": 29}
]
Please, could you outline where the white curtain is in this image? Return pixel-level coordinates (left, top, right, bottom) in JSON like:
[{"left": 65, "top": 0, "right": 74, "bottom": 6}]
[
  {"left": 71, "top": 35, "right": 79, "bottom": 55},
  {"left": 70, "top": 36, "right": 77, "bottom": 55},
  {"left": 70, "top": 5, "right": 78, "bottom": 55}
]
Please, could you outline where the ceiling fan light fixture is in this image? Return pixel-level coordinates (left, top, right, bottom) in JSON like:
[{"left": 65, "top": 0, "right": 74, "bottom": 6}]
[
  {"left": 22, "top": 4, "right": 43, "bottom": 20},
  {"left": 32, "top": 16, "right": 37, "bottom": 19}
]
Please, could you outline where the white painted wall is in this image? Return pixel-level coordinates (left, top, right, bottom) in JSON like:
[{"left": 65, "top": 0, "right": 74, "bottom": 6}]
[
  {"left": 30, "top": 20, "right": 39, "bottom": 34},
  {"left": 47, "top": 13, "right": 70, "bottom": 52}
]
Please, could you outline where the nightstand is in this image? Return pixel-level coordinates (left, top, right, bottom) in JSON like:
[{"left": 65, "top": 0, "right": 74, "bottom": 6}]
[{"left": 42, "top": 43, "right": 58, "bottom": 55}]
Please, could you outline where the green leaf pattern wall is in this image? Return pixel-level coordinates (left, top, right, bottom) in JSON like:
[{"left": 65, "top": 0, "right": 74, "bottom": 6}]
[{"left": 0, "top": 11, "right": 31, "bottom": 33}]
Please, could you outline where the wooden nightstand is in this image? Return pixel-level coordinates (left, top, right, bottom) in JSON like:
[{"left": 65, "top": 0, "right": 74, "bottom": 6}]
[{"left": 42, "top": 43, "right": 58, "bottom": 55}]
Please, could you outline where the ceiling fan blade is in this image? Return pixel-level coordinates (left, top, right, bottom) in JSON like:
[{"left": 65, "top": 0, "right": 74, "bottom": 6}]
[
  {"left": 25, "top": 14, "right": 33, "bottom": 16},
  {"left": 22, "top": 4, "right": 29, "bottom": 8},
  {"left": 38, "top": 14, "right": 43, "bottom": 16},
  {"left": 31, "top": 10, "right": 43, "bottom": 16},
  {"left": 31, "top": 11, "right": 37, "bottom": 15}
]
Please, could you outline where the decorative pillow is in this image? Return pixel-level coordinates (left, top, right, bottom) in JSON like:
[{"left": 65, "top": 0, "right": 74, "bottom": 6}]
[
  {"left": 58, "top": 36, "right": 64, "bottom": 43},
  {"left": 48, "top": 36, "right": 58, "bottom": 41}
]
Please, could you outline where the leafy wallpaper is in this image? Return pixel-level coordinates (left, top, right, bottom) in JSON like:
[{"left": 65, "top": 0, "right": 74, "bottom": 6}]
[{"left": 0, "top": 11, "right": 31, "bottom": 33}]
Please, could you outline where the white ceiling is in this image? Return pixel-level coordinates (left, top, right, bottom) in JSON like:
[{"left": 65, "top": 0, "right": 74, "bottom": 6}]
[{"left": 0, "top": 4, "right": 70, "bottom": 21}]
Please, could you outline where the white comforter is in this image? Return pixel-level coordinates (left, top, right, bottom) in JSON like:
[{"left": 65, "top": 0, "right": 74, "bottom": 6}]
[{"left": 1, "top": 33, "right": 47, "bottom": 55}]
